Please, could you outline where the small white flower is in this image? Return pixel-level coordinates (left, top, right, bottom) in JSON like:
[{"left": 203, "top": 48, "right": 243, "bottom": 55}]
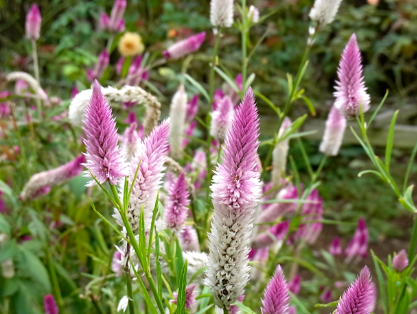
[
  {"left": 117, "top": 296, "right": 130, "bottom": 312},
  {"left": 169, "top": 85, "right": 188, "bottom": 159},
  {"left": 248, "top": 5, "right": 259, "bottom": 23},
  {"left": 210, "top": 0, "right": 234, "bottom": 28},
  {"left": 309, "top": 0, "right": 343, "bottom": 26}
]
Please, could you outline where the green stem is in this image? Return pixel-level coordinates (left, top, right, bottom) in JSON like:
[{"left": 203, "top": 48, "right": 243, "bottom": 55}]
[
  {"left": 408, "top": 216, "right": 417, "bottom": 262},
  {"left": 106, "top": 35, "right": 115, "bottom": 52},
  {"left": 31, "top": 40, "right": 42, "bottom": 115},
  {"left": 46, "top": 246, "right": 65, "bottom": 314},
  {"left": 312, "top": 155, "right": 327, "bottom": 182},
  {"left": 126, "top": 272, "right": 136, "bottom": 314},
  {"left": 241, "top": 0, "right": 247, "bottom": 89},
  {"left": 223, "top": 307, "right": 229, "bottom": 314}
]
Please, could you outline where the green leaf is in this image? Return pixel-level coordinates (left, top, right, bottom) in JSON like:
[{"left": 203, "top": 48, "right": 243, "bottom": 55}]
[
  {"left": 368, "top": 89, "right": 389, "bottom": 127},
  {"left": 177, "top": 260, "right": 188, "bottom": 314},
  {"left": 385, "top": 110, "right": 398, "bottom": 171},
  {"left": 195, "top": 304, "right": 213, "bottom": 314},
  {"left": 371, "top": 250, "right": 388, "bottom": 313},
  {"left": 320, "top": 250, "right": 337, "bottom": 272},
  {"left": 234, "top": 301, "right": 257, "bottom": 314},
  {"left": 0, "top": 214, "right": 11, "bottom": 235},
  {"left": 314, "top": 300, "right": 338, "bottom": 308},
  {"left": 1, "top": 277, "right": 19, "bottom": 297},
  {"left": 13, "top": 285, "right": 42, "bottom": 314},
  {"left": 214, "top": 67, "right": 240, "bottom": 93},
  {"left": 254, "top": 91, "right": 280, "bottom": 116},
  {"left": 286, "top": 73, "right": 293, "bottom": 97},
  {"left": 300, "top": 96, "right": 316, "bottom": 116},
  {"left": 403, "top": 140, "right": 417, "bottom": 193},
  {"left": 358, "top": 170, "right": 385, "bottom": 181},
  {"left": 174, "top": 238, "right": 184, "bottom": 285},
  {"left": 399, "top": 185, "right": 417, "bottom": 213},
  {"left": 0, "top": 239, "right": 17, "bottom": 263},
  {"left": 121, "top": 56, "right": 132, "bottom": 78},
  {"left": 289, "top": 292, "right": 311, "bottom": 314},
  {"left": 18, "top": 247, "right": 51, "bottom": 293},
  {"left": 244, "top": 73, "right": 256, "bottom": 91},
  {"left": 184, "top": 74, "right": 210, "bottom": 103}
]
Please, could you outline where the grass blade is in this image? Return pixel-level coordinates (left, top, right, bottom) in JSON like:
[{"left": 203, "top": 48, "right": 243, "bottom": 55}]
[{"left": 385, "top": 110, "right": 398, "bottom": 171}]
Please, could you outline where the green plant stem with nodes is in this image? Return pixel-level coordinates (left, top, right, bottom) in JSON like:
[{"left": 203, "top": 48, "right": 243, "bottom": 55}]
[
  {"left": 224, "top": 307, "right": 229, "bottom": 314},
  {"left": 262, "top": 26, "right": 318, "bottom": 177},
  {"left": 125, "top": 271, "right": 136, "bottom": 314},
  {"left": 106, "top": 35, "right": 115, "bottom": 52},
  {"left": 31, "top": 39, "right": 42, "bottom": 115}
]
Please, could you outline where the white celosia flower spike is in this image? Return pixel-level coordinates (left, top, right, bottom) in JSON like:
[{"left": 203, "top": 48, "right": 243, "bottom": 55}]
[
  {"left": 210, "top": 0, "right": 234, "bottom": 28},
  {"left": 169, "top": 85, "right": 188, "bottom": 159},
  {"left": 271, "top": 117, "right": 291, "bottom": 188},
  {"left": 309, "top": 0, "right": 343, "bottom": 26}
]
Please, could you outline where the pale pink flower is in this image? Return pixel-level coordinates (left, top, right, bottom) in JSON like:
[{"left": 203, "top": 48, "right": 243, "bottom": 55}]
[
  {"left": 26, "top": 4, "right": 41, "bottom": 41},
  {"left": 163, "top": 32, "right": 206, "bottom": 60},
  {"left": 393, "top": 249, "right": 408, "bottom": 272},
  {"left": 164, "top": 172, "right": 190, "bottom": 232},
  {"left": 319, "top": 105, "right": 346, "bottom": 156}
]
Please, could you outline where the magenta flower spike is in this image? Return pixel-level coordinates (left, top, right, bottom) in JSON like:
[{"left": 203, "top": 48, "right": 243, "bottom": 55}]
[
  {"left": 121, "top": 122, "right": 140, "bottom": 161},
  {"left": 336, "top": 266, "right": 375, "bottom": 314},
  {"left": 44, "top": 294, "right": 59, "bottom": 314},
  {"left": 329, "top": 237, "right": 342, "bottom": 255},
  {"left": 164, "top": 172, "right": 190, "bottom": 232},
  {"left": 116, "top": 120, "right": 170, "bottom": 231},
  {"left": 163, "top": 32, "right": 206, "bottom": 60},
  {"left": 179, "top": 225, "right": 200, "bottom": 252},
  {"left": 182, "top": 120, "right": 197, "bottom": 148},
  {"left": 288, "top": 306, "right": 296, "bottom": 314},
  {"left": 320, "top": 290, "right": 332, "bottom": 303},
  {"left": 296, "top": 189, "right": 323, "bottom": 244},
  {"left": 210, "top": 95, "right": 234, "bottom": 144},
  {"left": 100, "top": 13, "right": 110, "bottom": 30},
  {"left": 26, "top": 4, "right": 41, "bottom": 41},
  {"left": 20, "top": 155, "right": 85, "bottom": 201},
  {"left": 252, "top": 221, "right": 289, "bottom": 249},
  {"left": 109, "top": 0, "right": 126, "bottom": 32},
  {"left": 186, "top": 95, "right": 199, "bottom": 124},
  {"left": 83, "top": 80, "right": 126, "bottom": 186},
  {"left": 125, "top": 111, "right": 138, "bottom": 124},
  {"left": 288, "top": 275, "right": 301, "bottom": 295},
  {"left": 261, "top": 265, "right": 290, "bottom": 314},
  {"left": 71, "top": 85, "right": 79, "bottom": 99},
  {"left": 87, "top": 49, "right": 110, "bottom": 82},
  {"left": 0, "top": 103, "right": 10, "bottom": 119},
  {"left": 393, "top": 249, "right": 409, "bottom": 272},
  {"left": 111, "top": 250, "right": 122, "bottom": 276},
  {"left": 205, "top": 88, "right": 261, "bottom": 308},
  {"left": 116, "top": 57, "right": 125, "bottom": 76},
  {"left": 212, "top": 89, "right": 225, "bottom": 111},
  {"left": 334, "top": 34, "right": 370, "bottom": 118},
  {"left": 115, "top": 19, "right": 125, "bottom": 32},
  {"left": 172, "top": 284, "right": 197, "bottom": 310},
  {"left": 345, "top": 218, "right": 368, "bottom": 262},
  {"left": 319, "top": 105, "right": 346, "bottom": 156}
]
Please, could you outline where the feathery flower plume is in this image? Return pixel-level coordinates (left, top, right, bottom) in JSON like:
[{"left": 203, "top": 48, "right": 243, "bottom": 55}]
[
  {"left": 20, "top": 155, "right": 85, "bottom": 201},
  {"left": 44, "top": 294, "right": 59, "bottom": 314},
  {"left": 271, "top": 118, "right": 291, "bottom": 187},
  {"left": 172, "top": 284, "right": 197, "bottom": 310},
  {"left": 248, "top": 5, "right": 260, "bottom": 23},
  {"left": 186, "top": 95, "right": 199, "bottom": 124},
  {"left": 210, "top": 0, "right": 234, "bottom": 28},
  {"left": 169, "top": 85, "right": 187, "bottom": 159},
  {"left": 118, "top": 32, "right": 144, "bottom": 57},
  {"left": 329, "top": 237, "right": 342, "bottom": 255},
  {"left": 26, "top": 4, "right": 41, "bottom": 41},
  {"left": 7, "top": 72, "right": 49, "bottom": 106},
  {"left": 345, "top": 218, "right": 368, "bottom": 262},
  {"left": 115, "top": 120, "right": 170, "bottom": 231},
  {"left": 87, "top": 49, "right": 109, "bottom": 82},
  {"left": 261, "top": 265, "right": 290, "bottom": 314},
  {"left": 100, "top": 13, "right": 110, "bottom": 30},
  {"left": 164, "top": 172, "right": 190, "bottom": 232},
  {"left": 252, "top": 221, "right": 289, "bottom": 249},
  {"left": 256, "top": 186, "right": 298, "bottom": 232},
  {"left": 111, "top": 250, "right": 122, "bottom": 276},
  {"left": 121, "top": 122, "right": 140, "bottom": 161},
  {"left": 182, "top": 120, "right": 197, "bottom": 149},
  {"left": 309, "top": 0, "right": 342, "bottom": 26},
  {"left": 83, "top": 80, "right": 126, "bottom": 186},
  {"left": 295, "top": 189, "right": 323, "bottom": 244},
  {"left": 210, "top": 95, "right": 234, "bottom": 144},
  {"left": 320, "top": 105, "right": 346, "bottom": 156},
  {"left": 109, "top": 0, "right": 126, "bottom": 31},
  {"left": 205, "top": 88, "right": 261, "bottom": 308},
  {"left": 336, "top": 266, "right": 374, "bottom": 314},
  {"left": 163, "top": 32, "right": 206, "bottom": 60},
  {"left": 334, "top": 34, "right": 370, "bottom": 118},
  {"left": 179, "top": 225, "right": 200, "bottom": 252},
  {"left": 288, "top": 275, "right": 301, "bottom": 295},
  {"left": 393, "top": 249, "right": 408, "bottom": 272}
]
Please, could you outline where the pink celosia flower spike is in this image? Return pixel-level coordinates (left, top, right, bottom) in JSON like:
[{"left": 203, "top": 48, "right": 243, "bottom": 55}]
[
  {"left": 172, "top": 284, "right": 197, "bottom": 310},
  {"left": 186, "top": 95, "right": 199, "bottom": 124},
  {"left": 334, "top": 34, "right": 370, "bottom": 118},
  {"left": 164, "top": 172, "right": 190, "bottom": 232},
  {"left": 163, "top": 32, "right": 206, "bottom": 60},
  {"left": 26, "top": 4, "right": 42, "bottom": 41},
  {"left": 179, "top": 225, "right": 200, "bottom": 252},
  {"left": 83, "top": 80, "right": 126, "bottom": 186},
  {"left": 125, "top": 111, "right": 138, "bottom": 124},
  {"left": 71, "top": 85, "right": 79, "bottom": 99},
  {"left": 205, "top": 88, "right": 261, "bottom": 309},
  {"left": 344, "top": 218, "right": 368, "bottom": 263},
  {"left": 320, "top": 105, "right": 346, "bottom": 156},
  {"left": 20, "top": 155, "right": 85, "bottom": 201},
  {"left": 336, "top": 266, "right": 374, "bottom": 314},
  {"left": 114, "top": 119, "right": 170, "bottom": 231},
  {"left": 100, "top": 13, "right": 110, "bottom": 30},
  {"left": 44, "top": 294, "right": 59, "bottom": 314},
  {"left": 393, "top": 249, "right": 409, "bottom": 272},
  {"left": 109, "top": 0, "right": 126, "bottom": 32},
  {"left": 111, "top": 250, "right": 122, "bottom": 276},
  {"left": 210, "top": 95, "right": 234, "bottom": 144},
  {"left": 252, "top": 220, "right": 289, "bottom": 249},
  {"left": 329, "top": 237, "right": 342, "bottom": 255},
  {"left": 87, "top": 49, "right": 110, "bottom": 82},
  {"left": 182, "top": 120, "right": 197, "bottom": 149},
  {"left": 288, "top": 275, "right": 301, "bottom": 295},
  {"left": 261, "top": 265, "right": 290, "bottom": 314}
]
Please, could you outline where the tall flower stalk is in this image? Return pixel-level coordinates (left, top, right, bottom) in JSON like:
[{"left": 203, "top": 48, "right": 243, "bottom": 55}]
[{"left": 205, "top": 88, "right": 261, "bottom": 311}]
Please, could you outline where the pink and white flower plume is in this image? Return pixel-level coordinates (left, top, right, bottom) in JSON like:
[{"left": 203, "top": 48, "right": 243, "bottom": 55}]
[
  {"left": 205, "top": 88, "right": 261, "bottom": 308},
  {"left": 164, "top": 172, "right": 190, "bottom": 232},
  {"left": 334, "top": 34, "right": 370, "bottom": 118},
  {"left": 83, "top": 80, "right": 127, "bottom": 186},
  {"left": 261, "top": 265, "right": 290, "bottom": 314},
  {"left": 336, "top": 266, "right": 375, "bottom": 314},
  {"left": 271, "top": 118, "right": 291, "bottom": 187},
  {"left": 172, "top": 284, "right": 197, "bottom": 310},
  {"left": 44, "top": 294, "right": 59, "bottom": 314},
  {"left": 186, "top": 95, "right": 199, "bottom": 124},
  {"left": 210, "top": 95, "right": 234, "bottom": 144},
  {"left": 121, "top": 122, "right": 140, "bottom": 161},
  {"left": 169, "top": 85, "right": 187, "bottom": 159},
  {"left": 114, "top": 119, "right": 170, "bottom": 231},
  {"left": 320, "top": 105, "right": 346, "bottom": 156},
  {"left": 163, "top": 32, "right": 206, "bottom": 59},
  {"left": 179, "top": 225, "right": 200, "bottom": 252},
  {"left": 393, "top": 249, "right": 408, "bottom": 272},
  {"left": 26, "top": 4, "right": 41, "bottom": 41}
]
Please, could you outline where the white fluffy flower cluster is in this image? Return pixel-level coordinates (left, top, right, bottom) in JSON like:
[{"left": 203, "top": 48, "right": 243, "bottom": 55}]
[
  {"left": 210, "top": 0, "right": 234, "bottom": 28},
  {"left": 309, "top": 0, "right": 343, "bottom": 26},
  {"left": 169, "top": 86, "right": 188, "bottom": 159}
]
